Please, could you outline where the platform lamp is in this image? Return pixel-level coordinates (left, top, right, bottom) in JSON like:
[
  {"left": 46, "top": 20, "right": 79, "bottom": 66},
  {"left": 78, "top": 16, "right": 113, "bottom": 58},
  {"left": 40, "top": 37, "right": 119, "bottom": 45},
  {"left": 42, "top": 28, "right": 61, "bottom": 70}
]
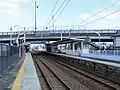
[
  {"left": 10, "top": 27, "right": 12, "bottom": 46},
  {"left": 17, "top": 33, "right": 25, "bottom": 57},
  {"left": 34, "top": 1, "right": 39, "bottom": 35},
  {"left": 69, "top": 29, "right": 72, "bottom": 38},
  {"left": 61, "top": 26, "right": 63, "bottom": 40},
  {"left": 94, "top": 31, "right": 100, "bottom": 50},
  {"left": 10, "top": 25, "right": 20, "bottom": 46},
  {"left": 52, "top": 15, "right": 54, "bottom": 31}
]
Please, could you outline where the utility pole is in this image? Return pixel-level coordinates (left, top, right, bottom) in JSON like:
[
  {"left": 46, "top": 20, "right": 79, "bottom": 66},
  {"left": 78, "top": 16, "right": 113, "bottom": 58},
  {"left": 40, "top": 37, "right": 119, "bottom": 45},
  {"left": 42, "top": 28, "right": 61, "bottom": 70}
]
[
  {"left": 94, "top": 31, "right": 100, "bottom": 50},
  {"left": 69, "top": 29, "right": 72, "bottom": 38},
  {"left": 52, "top": 15, "right": 54, "bottom": 31},
  {"left": 35, "top": 1, "right": 38, "bottom": 35},
  {"left": 85, "top": 25, "right": 86, "bottom": 30},
  {"left": 35, "top": 1, "right": 37, "bottom": 35},
  {"left": 61, "top": 26, "right": 62, "bottom": 40},
  {"left": 24, "top": 27, "right": 26, "bottom": 42},
  {"left": 10, "top": 25, "right": 20, "bottom": 46},
  {"left": 10, "top": 27, "right": 12, "bottom": 46}
]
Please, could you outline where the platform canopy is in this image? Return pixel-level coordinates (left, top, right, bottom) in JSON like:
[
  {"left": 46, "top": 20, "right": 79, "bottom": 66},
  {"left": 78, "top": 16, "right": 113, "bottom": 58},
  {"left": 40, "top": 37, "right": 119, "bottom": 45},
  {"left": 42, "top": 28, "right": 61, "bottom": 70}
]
[
  {"left": 52, "top": 38, "right": 100, "bottom": 49},
  {"left": 52, "top": 38, "right": 84, "bottom": 45}
]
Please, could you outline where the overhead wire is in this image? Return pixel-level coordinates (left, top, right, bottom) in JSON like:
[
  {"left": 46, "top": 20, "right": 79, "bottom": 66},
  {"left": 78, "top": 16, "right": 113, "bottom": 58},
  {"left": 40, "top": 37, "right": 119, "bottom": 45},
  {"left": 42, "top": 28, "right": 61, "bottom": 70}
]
[
  {"left": 44, "top": 0, "right": 60, "bottom": 26},
  {"left": 84, "top": 9, "right": 120, "bottom": 25},
  {"left": 54, "top": 0, "right": 71, "bottom": 23},
  {"left": 46, "top": 0, "right": 68, "bottom": 26},
  {"left": 79, "top": 0, "right": 120, "bottom": 24}
]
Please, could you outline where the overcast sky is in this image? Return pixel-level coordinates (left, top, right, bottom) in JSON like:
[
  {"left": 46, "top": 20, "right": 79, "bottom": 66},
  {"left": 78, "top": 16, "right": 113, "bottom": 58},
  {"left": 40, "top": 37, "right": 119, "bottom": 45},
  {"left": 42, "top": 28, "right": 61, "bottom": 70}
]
[{"left": 0, "top": 0, "right": 120, "bottom": 32}]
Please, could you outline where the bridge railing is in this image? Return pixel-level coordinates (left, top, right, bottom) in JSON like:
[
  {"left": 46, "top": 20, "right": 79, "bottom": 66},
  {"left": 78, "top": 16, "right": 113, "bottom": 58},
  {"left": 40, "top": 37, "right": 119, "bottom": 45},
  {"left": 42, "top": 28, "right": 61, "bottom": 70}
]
[
  {"left": 25, "top": 29, "right": 117, "bottom": 34},
  {"left": 0, "top": 27, "right": 119, "bottom": 36}
]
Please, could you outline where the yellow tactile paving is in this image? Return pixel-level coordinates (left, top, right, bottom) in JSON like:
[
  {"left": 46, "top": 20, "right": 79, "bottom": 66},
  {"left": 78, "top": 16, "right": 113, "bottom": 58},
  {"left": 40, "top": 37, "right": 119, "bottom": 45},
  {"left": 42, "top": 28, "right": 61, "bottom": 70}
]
[{"left": 11, "top": 55, "right": 28, "bottom": 90}]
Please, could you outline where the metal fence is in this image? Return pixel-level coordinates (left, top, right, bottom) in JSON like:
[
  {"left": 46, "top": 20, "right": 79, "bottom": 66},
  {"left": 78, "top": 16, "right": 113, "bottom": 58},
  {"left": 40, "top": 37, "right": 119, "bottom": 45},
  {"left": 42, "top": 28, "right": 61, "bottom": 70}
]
[
  {"left": 61, "top": 49, "right": 120, "bottom": 57},
  {"left": 0, "top": 44, "right": 20, "bottom": 76},
  {"left": 89, "top": 50, "right": 120, "bottom": 56}
]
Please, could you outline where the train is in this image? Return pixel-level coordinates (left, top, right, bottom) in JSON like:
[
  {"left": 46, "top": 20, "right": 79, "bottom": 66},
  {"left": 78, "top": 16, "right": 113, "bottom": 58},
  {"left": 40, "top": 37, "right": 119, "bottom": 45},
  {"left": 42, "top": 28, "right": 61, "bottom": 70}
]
[{"left": 32, "top": 44, "right": 46, "bottom": 52}]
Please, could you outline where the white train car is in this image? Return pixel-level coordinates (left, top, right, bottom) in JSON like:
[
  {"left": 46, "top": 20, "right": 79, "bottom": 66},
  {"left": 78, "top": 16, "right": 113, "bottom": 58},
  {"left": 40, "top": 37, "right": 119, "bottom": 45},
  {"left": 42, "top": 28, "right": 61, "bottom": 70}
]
[
  {"left": 38, "top": 44, "right": 46, "bottom": 52},
  {"left": 31, "top": 44, "right": 46, "bottom": 52},
  {"left": 32, "top": 46, "right": 39, "bottom": 51}
]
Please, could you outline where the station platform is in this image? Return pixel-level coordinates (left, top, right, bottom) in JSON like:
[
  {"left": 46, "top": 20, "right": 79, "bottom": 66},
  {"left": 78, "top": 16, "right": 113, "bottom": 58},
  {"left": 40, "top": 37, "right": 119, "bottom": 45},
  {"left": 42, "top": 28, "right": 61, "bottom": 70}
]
[
  {"left": 11, "top": 53, "right": 41, "bottom": 90},
  {"left": 50, "top": 52, "right": 120, "bottom": 68}
]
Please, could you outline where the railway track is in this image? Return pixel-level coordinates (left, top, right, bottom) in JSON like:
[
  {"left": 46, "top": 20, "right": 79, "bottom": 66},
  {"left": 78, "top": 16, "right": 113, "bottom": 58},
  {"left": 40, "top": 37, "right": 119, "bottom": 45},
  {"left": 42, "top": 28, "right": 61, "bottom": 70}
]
[
  {"left": 33, "top": 55, "right": 50, "bottom": 90},
  {"left": 32, "top": 53, "right": 120, "bottom": 90},
  {"left": 41, "top": 53, "right": 120, "bottom": 90},
  {"left": 32, "top": 54, "right": 71, "bottom": 90}
]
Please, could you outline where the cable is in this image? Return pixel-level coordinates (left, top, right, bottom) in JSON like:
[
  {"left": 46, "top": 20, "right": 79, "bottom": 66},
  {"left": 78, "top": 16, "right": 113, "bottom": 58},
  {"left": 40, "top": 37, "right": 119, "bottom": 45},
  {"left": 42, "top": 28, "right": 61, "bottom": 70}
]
[
  {"left": 46, "top": 0, "right": 67, "bottom": 26},
  {"left": 84, "top": 9, "right": 120, "bottom": 25},
  {"left": 44, "top": 0, "right": 60, "bottom": 26},
  {"left": 53, "top": 0, "right": 67, "bottom": 17},
  {"left": 55, "top": 0, "right": 70, "bottom": 23},
  {"left": 79, "top": 0, "right": 120, "bottom": 24},
  {"left": 46, "top": 0, "right": 68, "bottom": 26}
]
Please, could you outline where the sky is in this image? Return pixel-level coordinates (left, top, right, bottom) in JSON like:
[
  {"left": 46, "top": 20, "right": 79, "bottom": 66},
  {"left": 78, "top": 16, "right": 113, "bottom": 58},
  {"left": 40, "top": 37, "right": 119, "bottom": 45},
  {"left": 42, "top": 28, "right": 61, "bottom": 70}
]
[{"left": 0, "top": 0, "right": 120, "bottom": 32}]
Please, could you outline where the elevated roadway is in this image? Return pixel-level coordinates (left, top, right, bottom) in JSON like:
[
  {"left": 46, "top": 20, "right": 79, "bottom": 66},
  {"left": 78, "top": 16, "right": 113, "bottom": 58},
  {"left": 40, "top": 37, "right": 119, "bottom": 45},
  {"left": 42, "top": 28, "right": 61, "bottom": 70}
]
[{"left": 0, "top": 29, "right": 118, "bottom": 43}]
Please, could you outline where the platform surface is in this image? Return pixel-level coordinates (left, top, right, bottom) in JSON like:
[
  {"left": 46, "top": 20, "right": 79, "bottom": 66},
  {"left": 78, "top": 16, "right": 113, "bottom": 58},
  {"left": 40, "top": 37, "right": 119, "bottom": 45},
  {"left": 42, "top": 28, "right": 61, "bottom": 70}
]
[{"left": 12, "top": 53, "right": 41, "bottom": 90}]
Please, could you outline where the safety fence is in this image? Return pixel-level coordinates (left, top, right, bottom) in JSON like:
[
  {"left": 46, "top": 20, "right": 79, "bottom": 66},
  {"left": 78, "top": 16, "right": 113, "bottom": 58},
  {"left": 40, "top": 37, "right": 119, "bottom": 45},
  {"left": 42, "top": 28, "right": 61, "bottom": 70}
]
[
  {"left": 62, "top": 49, "right": 120, "bottom": 56},
  {"left": 89, "top": 50, "right": 120, "bottom": 56},
  {"left": 0, "top": 44, "right": 21, "bottom": 76}
]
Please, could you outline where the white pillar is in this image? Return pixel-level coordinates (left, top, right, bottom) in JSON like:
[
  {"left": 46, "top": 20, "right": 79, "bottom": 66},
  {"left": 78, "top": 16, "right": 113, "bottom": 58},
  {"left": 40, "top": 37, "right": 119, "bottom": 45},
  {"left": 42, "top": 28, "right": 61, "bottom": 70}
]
[
  {"left": 10, "top": 27, "right": 12, "bottom": 46},
  {"left": 72, "top": 43, "right": 75, "bottom": 54},
  {"left": 24, "top": 27, "right": 26, "bottom": 42},
  {"left": 81, "top": 42, "right": 83, "bottom": 53},
  {"left": 61, "top": 30, "right": 62, "bottom": 40},
  {"left": 19, "top": 47, "right": 21, "bottom": 57}
]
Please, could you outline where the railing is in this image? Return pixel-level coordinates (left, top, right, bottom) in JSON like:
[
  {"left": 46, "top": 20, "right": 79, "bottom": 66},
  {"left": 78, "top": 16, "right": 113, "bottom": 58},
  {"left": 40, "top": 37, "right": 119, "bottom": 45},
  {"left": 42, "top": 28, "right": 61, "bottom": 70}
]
[
  {"left": 61, "top": 49, "right": 120, "bottom": 56},
  {"left": 89, "top": 50, "right": 120, "bottom": 56},
  {"left": 62, "top": 49, "right": 80, "bottom": 56},
  {"left": 0, "top": 44, "right": 21, "bottom": 76},
  {"left": 0, "top": 26, "right": 119, "bottom": 36}
]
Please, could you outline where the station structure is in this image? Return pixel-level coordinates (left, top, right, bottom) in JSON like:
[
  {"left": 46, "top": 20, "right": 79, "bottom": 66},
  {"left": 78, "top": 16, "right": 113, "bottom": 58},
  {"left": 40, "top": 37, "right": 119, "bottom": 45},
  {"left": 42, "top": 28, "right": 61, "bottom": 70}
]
[{"left": 0, "top": 28, "right": 120, "bottom": 90}]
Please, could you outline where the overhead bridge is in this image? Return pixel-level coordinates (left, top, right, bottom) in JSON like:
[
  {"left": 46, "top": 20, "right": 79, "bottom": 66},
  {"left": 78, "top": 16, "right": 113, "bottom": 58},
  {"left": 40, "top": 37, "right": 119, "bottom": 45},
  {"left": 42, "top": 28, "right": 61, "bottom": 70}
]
[{"left": 0, "top": 29, "right": 118, "bottom": 43}]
